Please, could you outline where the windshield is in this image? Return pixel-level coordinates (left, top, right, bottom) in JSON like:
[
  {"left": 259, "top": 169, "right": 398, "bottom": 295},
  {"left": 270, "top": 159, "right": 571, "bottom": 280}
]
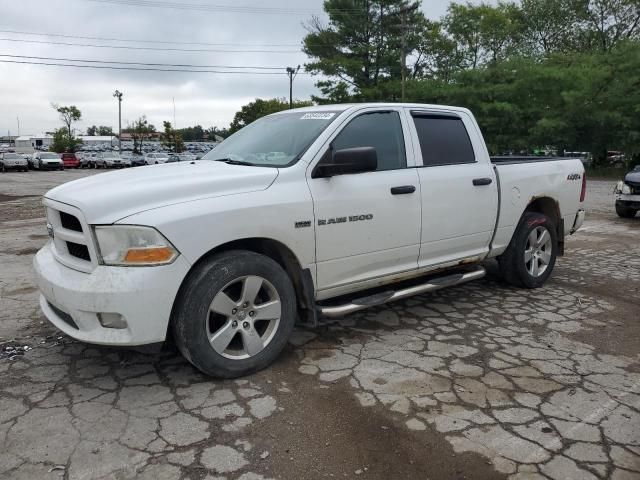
[
  {"left": 203, "top": 111, "right": 340, "bottom": 167},
  {"left": 3, "top": 153, "right": 19, "bottom": 159},
  {"left": 41, "top": 153, "right": 60, "bottom": 159}
]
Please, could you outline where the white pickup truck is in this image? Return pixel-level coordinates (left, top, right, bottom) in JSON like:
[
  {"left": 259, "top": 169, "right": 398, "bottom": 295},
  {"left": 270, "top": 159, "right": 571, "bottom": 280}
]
[{"left": 34, "top": 103, "right": 586, "bottom": 377}]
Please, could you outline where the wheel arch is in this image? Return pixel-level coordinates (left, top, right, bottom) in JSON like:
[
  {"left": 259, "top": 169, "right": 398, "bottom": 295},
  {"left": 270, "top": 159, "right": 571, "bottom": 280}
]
[
  {"left": 523, "top": 196, "right": 564, "bottom": 255},
  {"left": 168, "top": 237, "right": 317, "bottom": 340}
]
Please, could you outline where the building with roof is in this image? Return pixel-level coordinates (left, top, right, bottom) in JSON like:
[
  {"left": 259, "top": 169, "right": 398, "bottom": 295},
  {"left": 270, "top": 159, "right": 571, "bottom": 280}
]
[{"left": 13, "top": 134, "right": 117, "bottom": 152}]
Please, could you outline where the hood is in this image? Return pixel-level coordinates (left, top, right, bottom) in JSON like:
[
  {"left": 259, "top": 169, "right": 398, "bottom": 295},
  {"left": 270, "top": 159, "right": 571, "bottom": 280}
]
[
  {"left": 625, "top": 169, "right": 640, "bottom": 185},
  {"left": 45, "top": 161, "right": 279, "bottom": 224}
]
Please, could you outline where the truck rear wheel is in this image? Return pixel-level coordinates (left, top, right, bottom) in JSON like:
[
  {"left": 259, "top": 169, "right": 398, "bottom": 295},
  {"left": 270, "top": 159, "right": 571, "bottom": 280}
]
[
  {"left": 498, "top": 212, "right": 557, "bottom": 289},
  {"left": 615, "top": 201, "right": 637, "bottom": 218},
  {"left": 172, "top": 250, "right": 297, "bottom": 378}
]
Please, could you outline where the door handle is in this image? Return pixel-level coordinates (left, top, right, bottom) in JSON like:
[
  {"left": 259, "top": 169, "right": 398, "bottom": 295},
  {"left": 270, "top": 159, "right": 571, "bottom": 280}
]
[
  {"left": 390, "top": 185, "right": 416, "bottom": 195},
  {"left": 473, "top": 178, "right": 493, "bottom": 186}
]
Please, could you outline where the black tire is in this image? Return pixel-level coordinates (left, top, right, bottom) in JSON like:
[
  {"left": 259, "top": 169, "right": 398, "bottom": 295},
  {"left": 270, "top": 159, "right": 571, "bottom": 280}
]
[
  {"left": 498, "top": 212, "right": 558, "bottom": 289},
  {"left": 172, "top": 250, "right": 297, "bottom": 378},
  {"left": 615, "top": 202, "right": 637, "bottom": 218}
]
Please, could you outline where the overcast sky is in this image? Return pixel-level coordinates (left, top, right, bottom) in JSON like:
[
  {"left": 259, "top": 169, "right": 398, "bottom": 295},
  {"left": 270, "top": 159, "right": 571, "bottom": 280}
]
[{"left": 0, "top": 0, "right": 496, "bottom": 136}]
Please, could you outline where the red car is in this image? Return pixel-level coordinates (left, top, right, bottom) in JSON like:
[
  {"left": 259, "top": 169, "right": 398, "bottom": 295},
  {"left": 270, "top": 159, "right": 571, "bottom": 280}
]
[{"left": 61, "top": 153, "right": 80, "bottom": 169}]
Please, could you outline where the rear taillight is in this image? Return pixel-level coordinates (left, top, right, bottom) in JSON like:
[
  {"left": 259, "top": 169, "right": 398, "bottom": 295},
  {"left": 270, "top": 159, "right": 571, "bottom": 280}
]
[{"left": 580, "top": 174, "right": 587, "bottom": 202}]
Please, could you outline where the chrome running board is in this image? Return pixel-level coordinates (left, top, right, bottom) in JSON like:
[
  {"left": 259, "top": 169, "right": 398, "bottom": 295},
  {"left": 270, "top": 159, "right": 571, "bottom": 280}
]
[{"left": 318, "top": 267, "right": 486, "bottom": 318}]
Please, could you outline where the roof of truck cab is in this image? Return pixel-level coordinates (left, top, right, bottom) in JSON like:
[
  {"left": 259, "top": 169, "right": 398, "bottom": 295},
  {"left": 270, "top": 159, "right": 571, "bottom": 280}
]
[{"left": 276, "top": 103, "right": 472, "bottom": 114}]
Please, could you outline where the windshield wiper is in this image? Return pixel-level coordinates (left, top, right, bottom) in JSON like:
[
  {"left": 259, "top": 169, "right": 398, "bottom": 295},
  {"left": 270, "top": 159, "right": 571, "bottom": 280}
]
[{"left": 212, "top": 158, "right": 255, "bottom": 166}]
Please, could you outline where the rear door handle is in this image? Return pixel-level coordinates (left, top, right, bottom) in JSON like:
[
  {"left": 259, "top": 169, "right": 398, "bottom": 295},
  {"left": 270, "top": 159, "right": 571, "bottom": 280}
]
[
  {"left": 391, "top": 185, "right": 416, "bottom": 195},
  {"left": 473, "top": 178, "right": 493, "bottom": 186}
]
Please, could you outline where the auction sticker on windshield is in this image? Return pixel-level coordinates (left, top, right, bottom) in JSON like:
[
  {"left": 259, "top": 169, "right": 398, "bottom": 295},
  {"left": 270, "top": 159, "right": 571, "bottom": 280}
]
[{"left": 301, "top": 112, "right": 336, "bottom": 120}]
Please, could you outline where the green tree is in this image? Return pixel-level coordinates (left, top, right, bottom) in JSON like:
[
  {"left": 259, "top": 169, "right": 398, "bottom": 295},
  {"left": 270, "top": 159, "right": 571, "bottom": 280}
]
[
  {"left": 520, "top": 0, "right": 587, "bottom": 55},
  {"left": 177, "top": 125, "right": 205, "bottom": 142},
  {"left": 205, "top": 126, "right": 230, "bottom": 141},
  {"left": 303, "top": 0, "right": 426, "bottom": 102},
  {"left": 52, "top": 104, "right": 82, "bottom": 138},
  {"left": 161, "top": 121, "right": 185, "bottom": 153},
  {"left": 98, "top": 126, "right": 114, "bottom": 136},
  {"left": 582, "top": 0, "right": 640, "bottom": 52},
  {"left": 86, "top": 125, "right": 98, "bottom": 136},
  {"left": 444, "top": 2, "right": 524, "bottom": 68},
  {"left": 50, "top": 128, "right": 83, "bottom": 153},
  {"left": 228, "top": 98, "right": 312, "bottom": 134},
  {"left": 412, "top": 20, "right": 463, "bottom": 82},
  {"left": 124, "top": 116, "right": 155, "bottom": 154}
]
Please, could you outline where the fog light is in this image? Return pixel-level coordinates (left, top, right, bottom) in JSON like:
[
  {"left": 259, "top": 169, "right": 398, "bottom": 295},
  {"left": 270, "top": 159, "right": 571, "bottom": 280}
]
[{"left": 97, "top": 312, "right": 127, "bottom": 329}]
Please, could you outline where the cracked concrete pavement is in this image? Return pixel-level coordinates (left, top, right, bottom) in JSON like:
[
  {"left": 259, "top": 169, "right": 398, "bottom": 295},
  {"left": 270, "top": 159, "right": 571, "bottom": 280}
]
[{"left": 1, "top": 170, "right": 639, "bottom": 479}]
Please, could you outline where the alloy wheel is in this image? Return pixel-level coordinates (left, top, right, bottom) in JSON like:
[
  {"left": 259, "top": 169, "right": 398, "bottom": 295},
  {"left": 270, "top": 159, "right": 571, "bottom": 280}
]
[
  {"left": 207, "top": 275, "right": 281, "bottom": 359},
  {"left": 524, "top": 226, "right": 552, "bottom": 278}
]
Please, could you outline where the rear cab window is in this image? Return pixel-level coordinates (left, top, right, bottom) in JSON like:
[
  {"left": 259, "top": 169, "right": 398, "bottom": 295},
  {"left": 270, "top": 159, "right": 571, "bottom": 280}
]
[{"left": 411, "top": 113, "right": 476, "bottom": 167}]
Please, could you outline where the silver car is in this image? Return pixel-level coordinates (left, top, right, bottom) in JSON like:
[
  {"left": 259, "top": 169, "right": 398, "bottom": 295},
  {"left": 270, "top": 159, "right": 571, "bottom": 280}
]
[
  {"left": 34, "top": 152, "right": 63, "bottom": 170},
  {"left": 1, "top": 152, "right": 29, "bottom": 172},
  {"left": 97, "top": 152, "right": 131, "bottom": 169}
]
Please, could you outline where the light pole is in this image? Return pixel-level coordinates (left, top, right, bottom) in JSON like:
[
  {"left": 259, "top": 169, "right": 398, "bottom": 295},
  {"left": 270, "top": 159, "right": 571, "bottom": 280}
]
[{"left": 113, "top": 90, "right": 123, "bottom": 151}]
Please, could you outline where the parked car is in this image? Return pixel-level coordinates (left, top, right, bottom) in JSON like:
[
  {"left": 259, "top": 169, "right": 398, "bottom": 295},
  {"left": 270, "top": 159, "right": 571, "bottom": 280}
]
[
  {"left": 0, "top": 152, "right": 28, "bottom": 172},
  {"left": 607, "top": 151, "right": 626, "bottom": 168},
  {"left": 34, "top": 103, "right": 586, "bottom": 378},
  {"left": 167, "top": 154, "right": 180, "bottom": 163},
  {"left": 144, "top": 152, "right": 170, "bottom": 165},
  {"left": 177, "top": 153, "right": 197, "bottom": 162},
  {"left": 79, "top": 152, "right": 93, "bottom": 169},
  {"left": 34, "top": 152, "right": 63, "bottom": 170},
  {"left": 61, "top": 153, "right": 81, "bottom": 169},
  {"left": 130, "top": 154, "right": 146, "bottom": 167},
  {"left": 614, "top": 165, "right": 640, "bottom": 218},
  {"left": 97, "top": 152, "right": 130, "bottom": 168}
]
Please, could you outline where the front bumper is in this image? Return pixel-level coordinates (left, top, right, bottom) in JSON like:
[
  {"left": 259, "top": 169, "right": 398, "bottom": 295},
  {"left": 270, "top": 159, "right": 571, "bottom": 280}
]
[
  {"left": 615, "top": 194, "right": 640, "bottom": 209},
  {"left": 33, "top": 242, "right": 191, "bottom": 346},
  {"left": 2, "top": 162, "right": 27, "bottom": 170},
  {"left": 41, "top": 162, "right": 63, "bottom": 169}
]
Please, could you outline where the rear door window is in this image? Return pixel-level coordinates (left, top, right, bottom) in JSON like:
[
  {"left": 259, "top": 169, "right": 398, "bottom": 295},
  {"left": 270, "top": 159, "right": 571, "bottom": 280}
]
[{"left": 412, "top": 114, "right": 476, "bottom": 167}]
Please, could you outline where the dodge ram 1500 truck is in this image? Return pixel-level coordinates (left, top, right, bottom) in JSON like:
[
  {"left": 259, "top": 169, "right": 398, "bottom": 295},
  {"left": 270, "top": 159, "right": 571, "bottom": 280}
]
[{"left": 34, "top": 103, "right": 586, "bottom": 377}]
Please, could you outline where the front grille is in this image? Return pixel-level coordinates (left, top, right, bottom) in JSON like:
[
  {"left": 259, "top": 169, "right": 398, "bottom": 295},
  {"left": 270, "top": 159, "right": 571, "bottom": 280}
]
[
  {"left": 66, "top": 241, "right": 91, "bottom": 261},
  {"left": 626, "top": 181, "right": 640, "bottom": 194},
  {"left": 60, "top": 211, "right": 83, "bottom": 232},
  {"left": 47, "top": 301, "right": 79, "bottom": 329},
  {"left": 46, "top": 202, "right": 96, "bottom": 271}
]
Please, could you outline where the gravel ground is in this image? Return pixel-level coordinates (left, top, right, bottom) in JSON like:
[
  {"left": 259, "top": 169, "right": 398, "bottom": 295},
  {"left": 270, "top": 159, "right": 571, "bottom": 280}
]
[{"left": 0, "top": 169, "right": 638, "bottom": 480}]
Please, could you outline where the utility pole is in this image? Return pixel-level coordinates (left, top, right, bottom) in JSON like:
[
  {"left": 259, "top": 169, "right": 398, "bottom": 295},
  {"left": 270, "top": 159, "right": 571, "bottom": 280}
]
[
  {"left": 399, "top": 2, "right": 418, "bottom": 102},
  {"left": 286, "top": 66, "right": 300, "bottom": 109},
  {"left": 113, "top": 90, "right": 123, "bottom": 151}
]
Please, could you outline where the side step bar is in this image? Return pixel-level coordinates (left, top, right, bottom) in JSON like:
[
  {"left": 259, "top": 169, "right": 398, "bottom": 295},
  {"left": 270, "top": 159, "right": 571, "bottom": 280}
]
[{"left": 318, "top": 267, "right": 486, "bottom": 318}]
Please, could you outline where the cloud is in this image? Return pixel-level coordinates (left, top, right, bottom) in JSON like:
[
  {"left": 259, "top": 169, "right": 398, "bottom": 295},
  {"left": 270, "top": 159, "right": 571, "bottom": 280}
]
[{"left": 0, "top": 0, "right": 495, "bottom": 134}]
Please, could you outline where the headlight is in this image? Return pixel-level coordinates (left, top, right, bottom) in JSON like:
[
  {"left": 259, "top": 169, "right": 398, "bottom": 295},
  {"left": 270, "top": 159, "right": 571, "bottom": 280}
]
[
  {"left": 615, "top": 181, "right": 631, "bottom": 194},
  {"left": 93, "top": 225, "right": 179, "bottom": 266}
]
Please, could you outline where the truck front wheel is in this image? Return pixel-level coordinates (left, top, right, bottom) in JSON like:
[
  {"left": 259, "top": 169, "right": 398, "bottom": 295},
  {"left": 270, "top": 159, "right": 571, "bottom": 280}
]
[
  {"left": 498, "top": 212, "right": 557, "bottom": 289},
  {"left": 615, "top": 201, "right": 637, "bottom": 218},
  {"left": 172, "top": 250, "right": 297, "bottom": 378}
]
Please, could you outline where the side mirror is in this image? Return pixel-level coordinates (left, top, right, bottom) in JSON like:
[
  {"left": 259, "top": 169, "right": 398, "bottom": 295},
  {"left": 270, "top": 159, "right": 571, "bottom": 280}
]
[{"left": 313, "top": 146, "right": 378, "bottom": 178}]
